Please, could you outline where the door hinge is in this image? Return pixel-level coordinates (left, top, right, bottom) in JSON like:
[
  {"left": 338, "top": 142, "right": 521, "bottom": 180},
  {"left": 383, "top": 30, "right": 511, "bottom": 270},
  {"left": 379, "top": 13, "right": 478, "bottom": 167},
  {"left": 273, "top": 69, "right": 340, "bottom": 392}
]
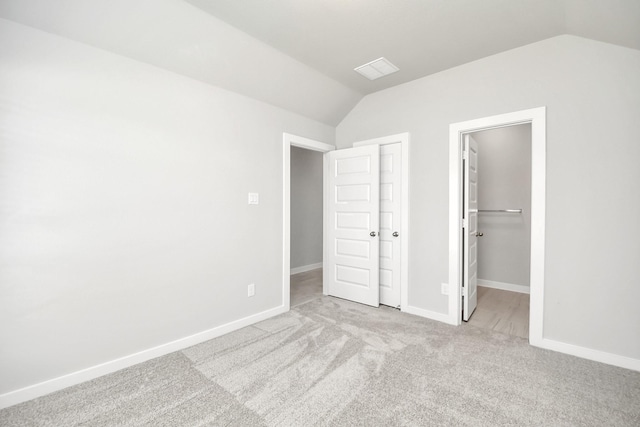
[
  {"left": 462, "top": 218, "right": 467, "bottom": 228},
  {"left": 461, "top": 286, "right": 467, "bottom": 297},
  {"left": 462, "top": 150, "right": 468, "bottom": 160}
]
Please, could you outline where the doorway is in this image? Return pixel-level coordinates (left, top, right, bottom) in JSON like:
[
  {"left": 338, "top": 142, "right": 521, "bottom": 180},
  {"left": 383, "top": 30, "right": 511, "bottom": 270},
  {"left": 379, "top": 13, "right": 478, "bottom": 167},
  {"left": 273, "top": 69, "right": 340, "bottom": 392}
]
[
  {"left": 448, "top": 107, "right": 546, "bottom": 345},
  {"left": 463, "top": 124, "right": 532, "bottom": 338},
  {"left": 282, "top": 133, "right": 335, "bottom": 310},
  {"left": 282, "top": 132, "right": 410, "bottom": 312},
  {"left": 290, "top": 145, "right": 324, "bottom": 307}
]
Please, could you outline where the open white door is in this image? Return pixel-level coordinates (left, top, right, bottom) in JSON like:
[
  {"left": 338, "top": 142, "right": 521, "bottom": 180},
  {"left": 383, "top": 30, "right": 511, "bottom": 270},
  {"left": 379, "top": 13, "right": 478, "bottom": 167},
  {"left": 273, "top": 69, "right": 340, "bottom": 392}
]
[
  {"left": 379, "top": 143, "right": 402, "bottom": 307},
  {"left": 463, "top": 135, "right": 479, "bottom": 321},
  {"left": 326, "top": 145, "right": 380, "bottom": 307}
]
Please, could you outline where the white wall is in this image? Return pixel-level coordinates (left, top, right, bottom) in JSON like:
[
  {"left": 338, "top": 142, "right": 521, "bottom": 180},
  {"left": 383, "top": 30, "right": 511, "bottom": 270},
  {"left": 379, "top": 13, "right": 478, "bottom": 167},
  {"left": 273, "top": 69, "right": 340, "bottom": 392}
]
[
  {"left": 0, "top": 19, "right": 334, "bottom": 398},
  {"left": 473, "top": 125, "right": 531, "bottom": 288},
  {"left": 337, "top": 35, "right": 640, "bottom": 361},
  {"left": 290, "top": 147, "right": 323, "bottom": 270}
]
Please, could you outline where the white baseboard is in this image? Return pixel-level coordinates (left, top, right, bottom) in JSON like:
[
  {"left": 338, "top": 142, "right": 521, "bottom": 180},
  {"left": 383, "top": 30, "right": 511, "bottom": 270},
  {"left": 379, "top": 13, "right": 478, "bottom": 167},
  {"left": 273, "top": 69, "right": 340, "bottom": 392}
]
[
  {"left": 402, "top": 305, "right": 458, "bottom": 326},
  {"left": 290, "top": 262, "right": 322, "bottom": 275},
  {"left": 535, "top": 338, "right": 640, "bottom": 372},
  {"left": 0, "top": 305, "right": 288, "bottom": 410},
  {"left": 478, "top": 279, "right": 530, "bottom": 294}
]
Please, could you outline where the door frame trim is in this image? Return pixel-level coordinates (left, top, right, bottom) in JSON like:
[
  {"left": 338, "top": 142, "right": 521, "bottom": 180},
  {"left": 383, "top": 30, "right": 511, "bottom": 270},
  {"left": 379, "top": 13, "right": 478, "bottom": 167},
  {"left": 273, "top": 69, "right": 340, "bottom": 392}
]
[
  {"left": 448, "top": 108, "right": 546, "bottom": 346},
  {"left": 282, "top": 133, "right": 335, "bottom": 311},
  {"left": 353, "top": 132, "right": 410, "bottom": 310}
]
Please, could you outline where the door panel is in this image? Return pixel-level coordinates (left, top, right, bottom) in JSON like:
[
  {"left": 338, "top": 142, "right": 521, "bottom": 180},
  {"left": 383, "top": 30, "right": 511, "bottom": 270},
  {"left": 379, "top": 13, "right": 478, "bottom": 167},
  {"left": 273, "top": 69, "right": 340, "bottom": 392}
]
[
  {"left": 379, "top": 143, "right": 402, "bottom": 307},
  {"left": 463, "top": 135, "right": 479, "bottom": 321},
  {"left": 327, "top": 145, "right": 380, "bottom": 307},
  {"left": 336, "top": 212, "right": 370, "bottom": 229}
]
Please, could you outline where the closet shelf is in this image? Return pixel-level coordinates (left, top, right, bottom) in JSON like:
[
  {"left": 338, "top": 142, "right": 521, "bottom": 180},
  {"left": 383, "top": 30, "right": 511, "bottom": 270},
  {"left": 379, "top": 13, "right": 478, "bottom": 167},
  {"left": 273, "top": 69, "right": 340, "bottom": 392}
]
[{"left": 473, "top": 209, "right": 522, "bottom": 213}]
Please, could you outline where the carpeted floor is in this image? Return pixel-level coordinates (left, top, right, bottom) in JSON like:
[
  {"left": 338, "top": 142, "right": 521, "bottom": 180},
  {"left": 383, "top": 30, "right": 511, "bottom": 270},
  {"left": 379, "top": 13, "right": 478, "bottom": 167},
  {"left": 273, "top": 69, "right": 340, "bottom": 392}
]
[
  {"left": 290, "top": 268, "right": 323, "bottom": 308},
  {"left": 2, "top": 297, "right": 639, "bottom": 426}
]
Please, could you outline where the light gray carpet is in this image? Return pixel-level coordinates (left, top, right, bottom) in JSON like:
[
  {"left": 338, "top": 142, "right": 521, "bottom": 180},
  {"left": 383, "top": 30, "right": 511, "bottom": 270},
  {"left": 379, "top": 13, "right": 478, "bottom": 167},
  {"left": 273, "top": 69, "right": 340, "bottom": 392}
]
[
  {"left": 290, "top": 268, "right": 323, "bottom": 308},
  {"left": 2, "top": 297, "right": 639, "bottom": 426}
]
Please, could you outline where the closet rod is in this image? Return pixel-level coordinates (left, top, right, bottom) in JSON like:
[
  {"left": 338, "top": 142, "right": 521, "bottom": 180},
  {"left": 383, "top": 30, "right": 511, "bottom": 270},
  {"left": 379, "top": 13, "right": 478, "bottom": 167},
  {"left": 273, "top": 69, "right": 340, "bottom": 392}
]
[{"left": 475, "top": 209, "right": 522, "bottom": 213}]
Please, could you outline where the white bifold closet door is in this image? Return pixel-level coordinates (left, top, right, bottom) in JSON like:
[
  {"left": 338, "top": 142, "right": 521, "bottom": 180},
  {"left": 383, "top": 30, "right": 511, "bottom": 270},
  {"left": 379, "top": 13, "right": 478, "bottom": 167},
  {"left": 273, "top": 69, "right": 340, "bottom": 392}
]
[
  {"left": 326, "top": 142, "right": 402, "bottom": 308},
  {"left": 326, "top": 145, "right": 380, "bottom": 307},
  {"left": 379, "top": 143, "right": 402, "bottom": 307}
]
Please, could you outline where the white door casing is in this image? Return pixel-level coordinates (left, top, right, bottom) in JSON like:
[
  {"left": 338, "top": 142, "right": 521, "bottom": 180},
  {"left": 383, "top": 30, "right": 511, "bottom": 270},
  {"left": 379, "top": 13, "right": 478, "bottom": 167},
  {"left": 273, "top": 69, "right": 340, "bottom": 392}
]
[
  {"left": 463, "top": 135, "right": 478, "bottom": 321},
  {"left": 448, "top": 107, "right": 545, "bottom": 346},
  {"left": 326, "top": 145, "right": 380, "bottom": 307},
  {"left": 379, "top": 143, "right": 402, "bottom": 307}
]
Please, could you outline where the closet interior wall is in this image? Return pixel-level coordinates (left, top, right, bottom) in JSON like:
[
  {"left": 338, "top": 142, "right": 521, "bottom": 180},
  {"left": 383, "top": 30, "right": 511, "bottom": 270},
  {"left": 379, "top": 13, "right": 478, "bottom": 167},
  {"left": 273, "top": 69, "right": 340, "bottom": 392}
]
[{"left": 472, "top": 124, "right": 532, "bottom": 291}]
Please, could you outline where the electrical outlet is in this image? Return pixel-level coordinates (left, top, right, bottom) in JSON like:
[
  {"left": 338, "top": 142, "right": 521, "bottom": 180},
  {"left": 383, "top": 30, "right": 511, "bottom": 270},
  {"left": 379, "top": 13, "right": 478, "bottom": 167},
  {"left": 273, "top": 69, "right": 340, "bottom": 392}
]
[
  {"left": 441, "top": 283, "right": 449, "bottom": 296},
  {"left": 248, "top": 283, "right": 255, "bottom": 297}
]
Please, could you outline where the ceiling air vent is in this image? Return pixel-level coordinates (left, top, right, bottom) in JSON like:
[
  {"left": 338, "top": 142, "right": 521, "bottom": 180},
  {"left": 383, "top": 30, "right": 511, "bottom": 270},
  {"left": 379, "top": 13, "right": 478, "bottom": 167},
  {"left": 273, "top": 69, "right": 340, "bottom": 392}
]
[{"left": 354, "top": 57, "right": 399, "bottom": 80}]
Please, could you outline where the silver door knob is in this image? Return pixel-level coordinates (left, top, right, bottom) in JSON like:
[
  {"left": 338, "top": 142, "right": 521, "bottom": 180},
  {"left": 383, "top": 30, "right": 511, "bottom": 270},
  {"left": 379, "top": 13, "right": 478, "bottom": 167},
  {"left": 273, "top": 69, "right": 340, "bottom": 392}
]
[
  {"left": 392, "top": 231, "right": 399, "bottom": 237},
  {"left": 370, "top": 231, "right": 377, "bottom": 237},
  {"left": 475, "top": 232, "right": 484, "bottom": 237}
]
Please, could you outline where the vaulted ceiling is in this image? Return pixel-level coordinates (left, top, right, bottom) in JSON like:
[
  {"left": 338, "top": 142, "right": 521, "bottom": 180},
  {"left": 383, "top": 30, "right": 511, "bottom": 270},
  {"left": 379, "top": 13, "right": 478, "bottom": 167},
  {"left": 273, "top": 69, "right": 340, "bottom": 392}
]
[
  {"left": 186, "top": 0, "right": 640, "bottom": 94},
  {"left": 1, "top": 0, "right": 639, "bottom": 125}
]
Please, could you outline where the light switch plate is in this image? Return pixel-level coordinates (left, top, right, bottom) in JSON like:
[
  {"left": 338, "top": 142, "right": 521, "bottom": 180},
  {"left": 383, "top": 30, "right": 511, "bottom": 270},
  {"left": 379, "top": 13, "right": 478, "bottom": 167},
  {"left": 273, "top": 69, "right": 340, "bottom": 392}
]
[{"left": 248, "top": 193, "right": 259, "bottom": 205}]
